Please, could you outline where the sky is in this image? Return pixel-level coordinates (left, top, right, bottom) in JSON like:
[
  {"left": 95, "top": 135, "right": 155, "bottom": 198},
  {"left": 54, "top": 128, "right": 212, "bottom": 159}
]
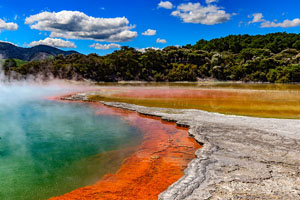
[{"left": 1, "top": 0, "right": 300, "bottom": 55}]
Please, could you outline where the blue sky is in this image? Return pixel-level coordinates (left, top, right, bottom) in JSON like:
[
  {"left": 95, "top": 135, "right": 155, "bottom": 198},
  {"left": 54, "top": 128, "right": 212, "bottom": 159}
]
[{"left": 1, "top": 0, "right": 300, "bottom": 55}]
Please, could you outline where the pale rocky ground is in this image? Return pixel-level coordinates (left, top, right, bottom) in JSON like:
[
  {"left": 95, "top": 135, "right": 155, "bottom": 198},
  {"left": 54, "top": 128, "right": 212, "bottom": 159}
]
[{"left": 64, "top": 93, "right": 300, "bottom": 200}]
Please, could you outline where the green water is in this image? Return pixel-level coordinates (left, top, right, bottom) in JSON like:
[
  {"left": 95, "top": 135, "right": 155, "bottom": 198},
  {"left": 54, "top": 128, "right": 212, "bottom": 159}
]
[{"left": 0, "top": 99, "right": 142, "bottom": 200}]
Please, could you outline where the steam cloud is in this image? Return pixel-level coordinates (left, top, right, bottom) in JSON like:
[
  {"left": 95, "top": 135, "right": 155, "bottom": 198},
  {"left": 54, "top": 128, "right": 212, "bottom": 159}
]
[{"left": 0, "top": 54, "right": 97, "bottom": 106}]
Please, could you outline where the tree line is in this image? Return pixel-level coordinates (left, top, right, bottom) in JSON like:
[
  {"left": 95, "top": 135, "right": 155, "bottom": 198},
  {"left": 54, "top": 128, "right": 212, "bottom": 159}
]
[{"left": 4, "top": 32, "right": 300, "bottom": 83}]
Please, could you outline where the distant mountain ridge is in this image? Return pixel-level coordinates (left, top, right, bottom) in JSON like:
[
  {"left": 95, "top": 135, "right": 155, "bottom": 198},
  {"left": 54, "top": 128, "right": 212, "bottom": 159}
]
[{"left": 0, "top": 42, "right": 79, "bottom": 61}]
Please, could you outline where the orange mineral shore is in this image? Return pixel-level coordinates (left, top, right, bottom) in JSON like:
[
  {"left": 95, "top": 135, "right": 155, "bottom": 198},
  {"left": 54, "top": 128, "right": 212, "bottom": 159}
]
[{"left": 50, "top": 101, "right": 201, "bottom": 200}]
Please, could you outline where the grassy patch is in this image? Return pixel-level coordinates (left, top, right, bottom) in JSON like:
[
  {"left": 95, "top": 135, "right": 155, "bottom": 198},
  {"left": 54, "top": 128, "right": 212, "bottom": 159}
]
[{"left": 14, "top": 59, "right": 28, "bottom": 67}]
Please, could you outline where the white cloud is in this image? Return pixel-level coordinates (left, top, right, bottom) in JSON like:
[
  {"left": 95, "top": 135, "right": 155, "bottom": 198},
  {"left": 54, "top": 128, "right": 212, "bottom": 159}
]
[
  {"left": 248, "top": 12, "right": 300, "bottom": 28},
  {"left": 171, "top": 2, "right": 231, "bottom": 25},
  {"left": 156, "top": 38, "right": 167, "bottom": 43},
  {"left": 205, "top": 0, "right": 218, "bottom": 4},
  {"left": 158, "top": 1, "right": 174, "bottom": 9},
  {"left": 261, "top": 18, "right": 300, "bottom": 28},
  {"left": 89, "top": 43, "right": 121, "bottom": 50},
  {"left": 136, "top": 47, "right": 161, "bottom": 53},
  {"left": 25, "top": 10, "right": 137, "bottom": 42},
  {"left": 249, "top": 13, "right": 264, "bottom": 24},
  {"left": 0, "top": 19, "right": 18, "bottom": 31},
  {"left": 28, "top": 38, "right": 77, "bottom": 48},
  {"left": 142, "top": 29, "right": 157, "bottom": 36}
]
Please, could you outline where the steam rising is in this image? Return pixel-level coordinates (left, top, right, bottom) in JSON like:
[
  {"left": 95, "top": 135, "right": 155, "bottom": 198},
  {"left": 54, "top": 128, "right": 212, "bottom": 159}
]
[
  {"left": 0, "top": 56, "right": 96, "bottom": 105},
  {"left": 0, "top": 60, "right": 142, "bottom": 200}
]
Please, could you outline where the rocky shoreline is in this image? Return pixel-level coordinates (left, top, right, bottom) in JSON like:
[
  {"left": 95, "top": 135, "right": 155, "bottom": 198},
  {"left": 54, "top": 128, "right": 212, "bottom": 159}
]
[{"left": 63, "top": 93, "right": 300, "bottom": 200}]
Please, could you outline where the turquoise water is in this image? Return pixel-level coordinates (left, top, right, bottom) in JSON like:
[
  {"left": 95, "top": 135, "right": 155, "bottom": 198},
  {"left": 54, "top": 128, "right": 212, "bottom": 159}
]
[{"left": 0, "top": 84, "right": 142, "bottom": 200}]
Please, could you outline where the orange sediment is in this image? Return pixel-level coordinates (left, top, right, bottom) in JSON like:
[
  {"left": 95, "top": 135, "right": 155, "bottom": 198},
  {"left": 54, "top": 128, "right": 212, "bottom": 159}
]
[{"left": 50, "top": 101, "right": 201, "bottom": 200}]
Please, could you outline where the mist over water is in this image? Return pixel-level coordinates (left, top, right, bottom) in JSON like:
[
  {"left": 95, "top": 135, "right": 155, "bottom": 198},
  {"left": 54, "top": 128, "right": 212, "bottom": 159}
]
[
  {"left": 0, "top": 57, "right": 93, "bottom": 105},
  {"left": 0, "top": 66, "right": 142, "bottom": 200}
]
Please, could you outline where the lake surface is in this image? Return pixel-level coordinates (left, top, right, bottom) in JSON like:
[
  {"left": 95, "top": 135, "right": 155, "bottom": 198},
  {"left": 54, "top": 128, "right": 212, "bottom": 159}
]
[
  {"left": 0, "top": 84, "right": 142, "bottom": 200},
  {"left": 91, "top": 82, "right": 300, "bottom": 119}
]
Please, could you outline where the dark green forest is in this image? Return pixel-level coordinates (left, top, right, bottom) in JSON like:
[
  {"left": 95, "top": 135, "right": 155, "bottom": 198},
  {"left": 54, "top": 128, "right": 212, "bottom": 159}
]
[{"left": 4, "top": 32, "right": 300, "bottom": 83}]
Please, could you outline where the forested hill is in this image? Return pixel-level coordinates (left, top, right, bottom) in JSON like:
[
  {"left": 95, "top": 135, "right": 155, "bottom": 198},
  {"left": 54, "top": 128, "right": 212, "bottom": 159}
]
[
  {"left": 4, "top": 32, "right": 300, "bottom": 83},
  {"left": 193, "top": 32, "right": 300, "bottom": 53},
  {"left": 0, "top": 42, "right": 78, "bottom": 61}
]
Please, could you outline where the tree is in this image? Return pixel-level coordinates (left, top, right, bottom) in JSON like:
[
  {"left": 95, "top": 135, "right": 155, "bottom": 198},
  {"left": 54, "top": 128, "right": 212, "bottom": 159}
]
[{"left": 3, "top": 59, "right": 17, "bottom": 71}]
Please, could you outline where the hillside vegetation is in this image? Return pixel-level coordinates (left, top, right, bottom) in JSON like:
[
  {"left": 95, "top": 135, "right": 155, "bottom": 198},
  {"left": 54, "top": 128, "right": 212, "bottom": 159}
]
[{"left": 4, "top": 32, "right": 300, "bottom": 83}]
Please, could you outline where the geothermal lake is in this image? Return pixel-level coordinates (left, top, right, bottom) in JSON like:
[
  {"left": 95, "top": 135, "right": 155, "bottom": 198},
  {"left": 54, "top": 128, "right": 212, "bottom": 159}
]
[
  {"left": 0, "top": 84, "right": 143, "bottom": 200},
  {"left": 1, "top": 81, "right": 300, "bottom": 199}
]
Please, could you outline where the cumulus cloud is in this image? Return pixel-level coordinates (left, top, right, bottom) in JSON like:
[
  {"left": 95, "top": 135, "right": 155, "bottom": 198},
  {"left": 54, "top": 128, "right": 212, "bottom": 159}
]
[
  {"left": 89, "top": 43, "right": 121, "bottom": 50},
  {"left": 158, "top": 1, "right": 174, "bottom": 9},
  {"left": 249, "top": 13, "right": 265, "bottom": 24},
  {"left": 142, "top": 29, "right": 157, "bottom": 36},
  {"left": 136, "top": 47, "right": 160, "bottom": 53},
  {"left": 28, "top": 38, "right": 77, "bottom": 48},
  {"left": 247, "top": 12, "right": 300, "bottom": 28},
  {"left": 205, "top": 0, "right": 218, "bottom": 4},
  {"left": 0, "top": 19, "right": 18, "bottom": 31},
  {"left": 171, "top": 2, "right": 231, "bottom": 25},
  {"left": 156, "top": 38, "right": 167, "bottom": 43},
  {"left": 25, "top": 10, "right": 137, "bottom": 42},
  {"left": 261, "top": 18, "right": 300, "bottom": 28}
]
